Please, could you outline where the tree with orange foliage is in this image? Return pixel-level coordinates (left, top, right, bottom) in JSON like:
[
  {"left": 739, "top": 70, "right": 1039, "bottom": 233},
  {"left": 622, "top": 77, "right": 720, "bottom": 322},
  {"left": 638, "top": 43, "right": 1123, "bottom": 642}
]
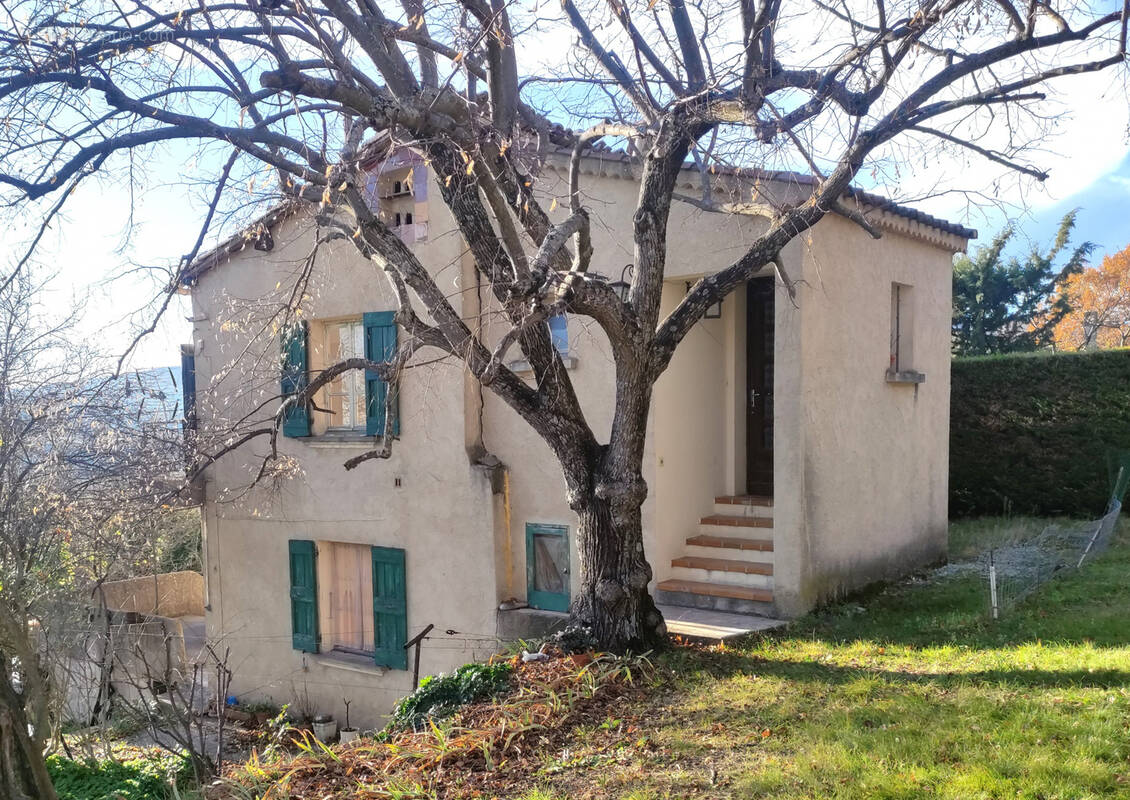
[{"left": 1051, "top": 244, "right": 1130, "bottom": 351}]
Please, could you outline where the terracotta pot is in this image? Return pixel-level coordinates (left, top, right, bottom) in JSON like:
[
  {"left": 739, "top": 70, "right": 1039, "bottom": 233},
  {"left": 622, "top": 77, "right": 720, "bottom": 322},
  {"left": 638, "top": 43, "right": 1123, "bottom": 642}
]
[{"left": 569, "top": 652, "right": 594, "bottom": 667}]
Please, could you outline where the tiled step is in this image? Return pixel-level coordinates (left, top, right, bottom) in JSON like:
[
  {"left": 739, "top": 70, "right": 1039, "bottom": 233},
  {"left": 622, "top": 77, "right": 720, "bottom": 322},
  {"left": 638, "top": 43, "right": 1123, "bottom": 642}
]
[
  {"left": 713, "top": 502, "right": 772, "bottom": 519},
  {"left": 671, "top": 556, "right": 773, "bottom": 575},
  {"left": 656, "top": 579, "right": 773, "bottom": 604},
  {"left": 686, "top": 533, "right": 773, "bottom": 552},
  {"left": 670, "top": 566, "right": 773, "bottom": 590},
  {"left": 685, "top": 543, "right": 775, "bottom": 563},
  {"left": 714, "top": 495, "right": 773, "bottom": 507},
  {"left": 713, "top": 497, "right": 773, "bottom": 518},
  {"left": 700, "top": 514, "right": 773, "bottom": 529},
  {"left": 671, "top": 555, "right": 774, "bottom": 590}
]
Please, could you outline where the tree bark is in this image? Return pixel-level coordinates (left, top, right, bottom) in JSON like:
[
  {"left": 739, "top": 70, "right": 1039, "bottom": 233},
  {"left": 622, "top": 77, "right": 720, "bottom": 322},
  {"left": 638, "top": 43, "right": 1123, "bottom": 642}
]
[
  {"left": 0, "top": 701, "right": 58, "bottom": 800},
  {"left": 570, "top": 492, "right": 666, "bottom": 652}
]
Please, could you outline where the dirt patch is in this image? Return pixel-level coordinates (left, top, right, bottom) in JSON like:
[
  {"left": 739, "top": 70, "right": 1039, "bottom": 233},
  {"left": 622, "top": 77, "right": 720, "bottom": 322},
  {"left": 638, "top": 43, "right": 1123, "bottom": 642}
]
[{"left": 209, "top": 651, "right": 650, "bottom": 799}]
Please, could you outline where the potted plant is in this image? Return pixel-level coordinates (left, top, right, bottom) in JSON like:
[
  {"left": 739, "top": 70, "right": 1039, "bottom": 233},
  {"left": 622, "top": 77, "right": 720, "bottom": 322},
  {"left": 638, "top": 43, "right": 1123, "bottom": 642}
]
[
  {"left": 224, "top": 696, "right": 252, "bottom": 723},
  {"left": 312, "top": 713, "right": 337, "bottom": 742},
  {"left": 247, "top": 701, "right": 279, "bottom": 727},
  {"left": 339, "top": 698, "right": 359, "bottom": 743}
]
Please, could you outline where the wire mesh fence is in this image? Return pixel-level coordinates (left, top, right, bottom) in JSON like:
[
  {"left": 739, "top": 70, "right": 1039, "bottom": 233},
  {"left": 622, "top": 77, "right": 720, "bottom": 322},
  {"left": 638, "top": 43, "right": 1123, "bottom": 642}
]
[{"left": 982, "top": 453, "right": 1130, "bottom": 618}]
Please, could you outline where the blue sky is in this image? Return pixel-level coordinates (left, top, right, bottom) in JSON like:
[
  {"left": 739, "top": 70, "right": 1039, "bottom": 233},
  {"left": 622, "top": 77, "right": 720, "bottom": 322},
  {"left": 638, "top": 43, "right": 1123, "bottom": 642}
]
[{"left": 1025, "top": 152, "right": 1130, "bottom": 259}]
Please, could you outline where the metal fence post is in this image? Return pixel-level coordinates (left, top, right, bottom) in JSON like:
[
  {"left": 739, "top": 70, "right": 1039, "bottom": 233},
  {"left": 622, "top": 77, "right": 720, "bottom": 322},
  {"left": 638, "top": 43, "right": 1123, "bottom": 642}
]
[
  {"left": 404, "top": 623, "right": 434, "bottom": 691},
  {"left": 988, "top": 549, "right": 999, "bottom": 620}
]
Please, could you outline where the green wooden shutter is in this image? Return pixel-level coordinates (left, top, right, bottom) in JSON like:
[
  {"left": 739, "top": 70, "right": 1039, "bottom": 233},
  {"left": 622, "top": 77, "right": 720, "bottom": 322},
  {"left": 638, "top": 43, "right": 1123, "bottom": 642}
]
[
  {"left": 363, "top": 311, "right": 399, "bottom": 437},
  {"left": 180, "top": 344, "right": 196, "bottom": 430},
  {"left": 371, "top": 546, "right": 407, "bottom": 670},
  {"left": 288, "top": 540, "right": 318, "bottom": 653},
  {"left": 281, "top": 321, "right": 311, "bottom": 438}
]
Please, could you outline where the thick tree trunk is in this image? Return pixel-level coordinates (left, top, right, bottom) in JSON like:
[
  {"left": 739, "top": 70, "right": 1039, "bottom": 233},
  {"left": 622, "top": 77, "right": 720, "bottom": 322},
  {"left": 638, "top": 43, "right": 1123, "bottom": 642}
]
[
  {"left": 570, "top": 493, "right": 666, "bottom": 652},
  {"left": 0, "top": 701, "right": 58, "bottom": 800}
]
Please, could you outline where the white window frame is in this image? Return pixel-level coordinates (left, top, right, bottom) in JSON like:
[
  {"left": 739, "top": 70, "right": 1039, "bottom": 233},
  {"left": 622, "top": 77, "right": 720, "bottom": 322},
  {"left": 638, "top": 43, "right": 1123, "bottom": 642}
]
[{"left": 324, "top": 319, "right": 367, "bottom": 430}]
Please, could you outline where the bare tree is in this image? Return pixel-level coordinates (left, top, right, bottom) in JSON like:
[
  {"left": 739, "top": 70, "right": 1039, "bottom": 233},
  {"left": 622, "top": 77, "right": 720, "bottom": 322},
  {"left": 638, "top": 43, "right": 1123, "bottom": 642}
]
[
  {"left": 0, "top": 271, "right": 185, "bottom": 798},
  {"left": 2, "top": 0, "right": 1127, "bottom": 660}
]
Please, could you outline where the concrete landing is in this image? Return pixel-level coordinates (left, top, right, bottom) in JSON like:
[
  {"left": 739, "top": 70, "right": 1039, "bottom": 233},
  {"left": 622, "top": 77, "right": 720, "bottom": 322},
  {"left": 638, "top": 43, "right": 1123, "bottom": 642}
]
[{"left": 659, "top": 604, "right": 787, "bottom": 643}]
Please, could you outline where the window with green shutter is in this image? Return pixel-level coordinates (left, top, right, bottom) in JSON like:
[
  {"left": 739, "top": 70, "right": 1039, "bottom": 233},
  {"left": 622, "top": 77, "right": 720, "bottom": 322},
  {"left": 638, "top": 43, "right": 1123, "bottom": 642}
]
[
  {"left": 180, "top": 344, "right": 196, "bottom": 431},
  {"left": 288, "top": 539, "right": 318, "bottom": 653},
  {"left": 363, "top": 311, "right": 399, "bottom": 437},
  {"left": 281, "top": 321, "right": 311, "bottom": 437},
  {"left": 371, "top": 546, "right": 407, "bottom": 670}
]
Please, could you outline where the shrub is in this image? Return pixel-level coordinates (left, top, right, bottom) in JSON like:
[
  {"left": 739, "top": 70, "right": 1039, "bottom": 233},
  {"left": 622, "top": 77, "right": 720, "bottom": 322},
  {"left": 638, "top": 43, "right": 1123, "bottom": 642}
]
[
  {"left": 46, "top": 752, "right": 192, "bottom": 800},
  {"left": 950, "top": 348, "right": 1130, "bottom": 517},
  {"left": 389, "top": 661, "right": 513, "bottom": 730}
]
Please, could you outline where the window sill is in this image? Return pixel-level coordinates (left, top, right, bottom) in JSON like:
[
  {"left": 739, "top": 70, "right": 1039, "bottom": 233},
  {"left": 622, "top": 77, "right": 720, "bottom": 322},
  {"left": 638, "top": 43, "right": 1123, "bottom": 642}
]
[
  {"left": 886, "top": 369, "right": 926, "bottom": 385},
  {"left": 311, "top": 651, "right": 387, "bottom": 676},
  {"left": 507, "top": 355, "right": 578, "bottom": 375},
  {"left": 307, "top": 433, "right": 377, "bottom": 449}
]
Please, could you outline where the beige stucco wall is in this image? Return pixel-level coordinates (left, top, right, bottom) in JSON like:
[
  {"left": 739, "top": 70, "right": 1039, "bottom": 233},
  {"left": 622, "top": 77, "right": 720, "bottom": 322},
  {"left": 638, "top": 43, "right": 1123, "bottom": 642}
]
[{"left": 778, "top": 214, "right": 955, "bottom": 614}]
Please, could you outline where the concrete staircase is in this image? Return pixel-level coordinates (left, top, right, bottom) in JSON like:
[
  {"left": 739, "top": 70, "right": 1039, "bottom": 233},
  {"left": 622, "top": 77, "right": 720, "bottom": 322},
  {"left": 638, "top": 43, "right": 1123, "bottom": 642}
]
[{"left": 655, "top": 495, "right": 776, "bottom": 616}]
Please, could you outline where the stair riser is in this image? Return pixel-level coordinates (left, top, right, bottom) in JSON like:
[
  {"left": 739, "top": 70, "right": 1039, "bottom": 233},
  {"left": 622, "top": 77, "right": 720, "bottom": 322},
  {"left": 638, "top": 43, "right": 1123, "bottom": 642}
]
[
  {"left": 669, "top": 566, "right": 774, "bottom": 589},
  {"left": 712, "top": 503, "right": 773, "bottom": 519},
  {"left": 699, "top": 523, "right": 773, "bottom": 538},
  {"left": 684, "top": 544, "right": 775, "bottom": 563},
  {"left": 654, "top": 588, "right": 777, "bottom": 618}
]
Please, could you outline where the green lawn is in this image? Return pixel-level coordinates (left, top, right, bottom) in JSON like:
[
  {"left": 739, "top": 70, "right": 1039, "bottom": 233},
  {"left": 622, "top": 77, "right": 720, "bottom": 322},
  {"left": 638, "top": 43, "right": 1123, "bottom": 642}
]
[{"left": 521, "top": 519, "right": 1130, "bottom": 799}]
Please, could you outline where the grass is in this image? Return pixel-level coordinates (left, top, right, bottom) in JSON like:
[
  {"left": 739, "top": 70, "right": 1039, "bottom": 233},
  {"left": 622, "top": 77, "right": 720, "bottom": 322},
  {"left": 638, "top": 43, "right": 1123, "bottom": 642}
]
[{"left": 515, "top": 518, "right": 1130, "bottom": 799}]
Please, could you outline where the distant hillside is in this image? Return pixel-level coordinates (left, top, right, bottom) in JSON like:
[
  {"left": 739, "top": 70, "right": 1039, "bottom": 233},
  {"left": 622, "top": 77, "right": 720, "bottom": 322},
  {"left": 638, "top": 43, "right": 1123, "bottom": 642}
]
[{"left": 111, "top": 365, "right": 184, "bottom": 424}]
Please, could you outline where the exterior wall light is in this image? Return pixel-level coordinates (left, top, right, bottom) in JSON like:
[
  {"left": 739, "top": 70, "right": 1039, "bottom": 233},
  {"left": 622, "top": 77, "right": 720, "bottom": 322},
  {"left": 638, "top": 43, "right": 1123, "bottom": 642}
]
[
  {"left": 610, "top": 263, "right": 634, "bottom": 303},
  {"left": 686, "top": 280, "right": 722, "bottom": 318}
]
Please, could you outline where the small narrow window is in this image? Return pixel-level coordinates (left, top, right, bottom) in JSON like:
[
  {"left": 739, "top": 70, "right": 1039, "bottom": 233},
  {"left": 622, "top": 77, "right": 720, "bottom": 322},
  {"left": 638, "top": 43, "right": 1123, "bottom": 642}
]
[
  {"left": 393, "top": 180, "right": 401, "bottom": 194},
  {"left": 889, "top": 282, "right": 919, "bottom": 380},
  {"left": 548, "top": 315, "right": 568, "bottom": 354},
  {"left": 394, "top": 212, "right": 402, "bottom": 227},
  {"left": 404, "top": 212, "right": 413, "bottom": 225}
]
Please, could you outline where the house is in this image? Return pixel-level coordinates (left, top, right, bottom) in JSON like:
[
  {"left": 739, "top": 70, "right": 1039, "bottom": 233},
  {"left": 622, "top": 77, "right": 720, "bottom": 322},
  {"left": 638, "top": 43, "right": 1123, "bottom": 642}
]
[{"left": 179, "top": 147, "right": 973, "bottom": 728}]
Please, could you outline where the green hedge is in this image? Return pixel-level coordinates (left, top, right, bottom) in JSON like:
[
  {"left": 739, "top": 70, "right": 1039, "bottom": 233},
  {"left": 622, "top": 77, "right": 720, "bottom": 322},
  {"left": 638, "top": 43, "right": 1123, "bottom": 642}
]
[{"left": 950, "top": 348, "right": 1130, "bottom": 518}]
